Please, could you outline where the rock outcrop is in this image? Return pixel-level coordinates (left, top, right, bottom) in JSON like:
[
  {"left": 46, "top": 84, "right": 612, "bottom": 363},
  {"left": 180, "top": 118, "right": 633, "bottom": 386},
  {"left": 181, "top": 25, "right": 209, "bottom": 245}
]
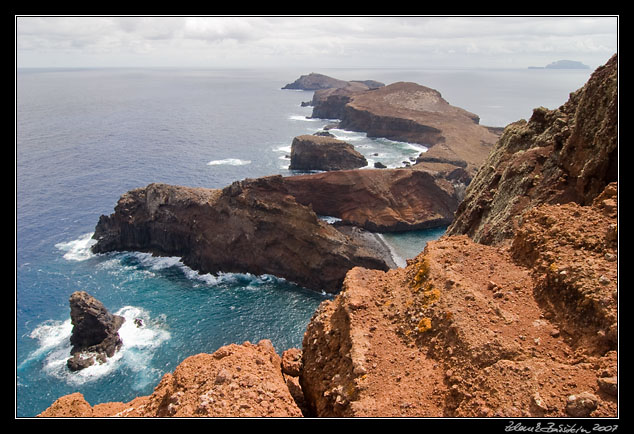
[
  {"left": 66, "top": 291, "right": 125, "bottom": 372},
  {"left": 282, "top": 72, "right": 384, "bottom": 91},
  {"left": 309, "top": 82, "right": 379, "bottom": 120},
  {"left": 446, "top": 54, "right": 618, "bottom": 245},
  {"left": 281, "top": 167, "right": 464, "bottom": 232},
  {"left": 300, "top": 183, "right": 617, "bottom": 416},
  {"left": 91, "top": 177, "right": 391, "bottom": 293},
  {"left": 40, "top": 340, "right": 304, "bottom": 417},
  {"left": 286, "top": 74, "right": 499, "bottom": 179},
  {"left": 306, "top": 81, "right": 501, "bottom": 178},
  {"left": 339, "top": 82, "right": 499, "bottom": 176},
  {"left": 289, "top": 134, "right": 368, "bottom": 171}
]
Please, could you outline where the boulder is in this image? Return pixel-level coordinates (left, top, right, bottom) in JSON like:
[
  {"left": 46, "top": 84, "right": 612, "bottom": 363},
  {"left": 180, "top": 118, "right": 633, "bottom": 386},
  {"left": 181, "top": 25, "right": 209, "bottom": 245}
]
[
  {"left": 289, "top": 134, "right": 367, "bottom": 171},
  {"left": 67, "top": 291, "right": 125, "bottom": 371}
]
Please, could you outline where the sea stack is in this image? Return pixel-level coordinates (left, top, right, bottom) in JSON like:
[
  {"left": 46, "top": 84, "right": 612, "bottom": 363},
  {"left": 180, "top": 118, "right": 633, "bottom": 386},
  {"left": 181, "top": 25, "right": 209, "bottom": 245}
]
[
  {"left": 289, "top": 134, "right": 368, "bottom": 171},
  {"left": 66, "top": 291, "right": 125, "bottom": 371}
]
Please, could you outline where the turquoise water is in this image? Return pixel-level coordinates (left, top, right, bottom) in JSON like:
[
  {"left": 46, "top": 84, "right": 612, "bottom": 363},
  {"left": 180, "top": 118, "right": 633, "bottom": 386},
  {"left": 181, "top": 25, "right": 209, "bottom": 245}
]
[{"left": 16, "top": 67, "right": 592, "bottom": 417}]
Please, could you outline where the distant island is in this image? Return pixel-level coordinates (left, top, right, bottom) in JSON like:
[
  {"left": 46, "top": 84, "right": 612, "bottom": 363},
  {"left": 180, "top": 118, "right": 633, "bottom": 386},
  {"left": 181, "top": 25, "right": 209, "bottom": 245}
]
[{"left": 528, "top": 59, "right": 590, "bottom": 69}]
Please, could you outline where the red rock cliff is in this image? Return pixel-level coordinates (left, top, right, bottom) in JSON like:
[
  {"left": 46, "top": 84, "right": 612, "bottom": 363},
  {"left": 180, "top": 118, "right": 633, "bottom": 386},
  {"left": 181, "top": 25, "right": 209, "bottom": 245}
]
[{"left": 300, "top": 182, "right": 617, "bottom": 417}]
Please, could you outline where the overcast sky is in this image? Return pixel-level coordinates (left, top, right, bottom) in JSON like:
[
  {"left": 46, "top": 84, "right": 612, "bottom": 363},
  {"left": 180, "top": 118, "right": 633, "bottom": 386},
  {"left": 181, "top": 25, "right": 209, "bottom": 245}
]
[{"left": 15, "top": 16, "right": 618, "bottom": 69}]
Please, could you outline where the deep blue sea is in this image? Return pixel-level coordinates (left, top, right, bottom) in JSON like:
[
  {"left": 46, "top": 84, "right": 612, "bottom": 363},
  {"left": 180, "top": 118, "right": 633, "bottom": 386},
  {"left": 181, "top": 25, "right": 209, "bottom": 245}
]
[{"left": 15, "top": 66, "right": 593, "bottom": 417}]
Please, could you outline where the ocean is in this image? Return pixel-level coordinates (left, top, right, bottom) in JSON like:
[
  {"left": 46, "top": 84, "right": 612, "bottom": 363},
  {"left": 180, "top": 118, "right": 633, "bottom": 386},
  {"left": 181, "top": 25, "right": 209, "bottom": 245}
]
[{"left": 15, "top": 66, "right": 593, "bottom": 417}]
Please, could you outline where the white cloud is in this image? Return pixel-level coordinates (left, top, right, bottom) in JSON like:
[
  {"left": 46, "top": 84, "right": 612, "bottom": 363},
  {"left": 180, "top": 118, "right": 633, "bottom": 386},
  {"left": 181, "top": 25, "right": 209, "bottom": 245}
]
[{"left": 15, "top": 16, "right": 618, "bottom": 69}]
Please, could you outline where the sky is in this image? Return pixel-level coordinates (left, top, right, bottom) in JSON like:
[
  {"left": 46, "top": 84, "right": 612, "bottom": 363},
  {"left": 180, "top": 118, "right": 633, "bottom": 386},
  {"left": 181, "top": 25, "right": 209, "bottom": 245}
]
[{"left": 15, "top": 16, "right": 618, "bottom": 70}]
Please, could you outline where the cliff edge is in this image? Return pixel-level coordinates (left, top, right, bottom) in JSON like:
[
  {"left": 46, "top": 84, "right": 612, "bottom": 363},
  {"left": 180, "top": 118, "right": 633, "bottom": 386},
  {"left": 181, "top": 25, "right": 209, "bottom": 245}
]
[
  {"left": 446, "top": 54, "right": 617, "bottom": 245},
  {"left": 90, "top": 177, "right": 391, "bottom": 293}
]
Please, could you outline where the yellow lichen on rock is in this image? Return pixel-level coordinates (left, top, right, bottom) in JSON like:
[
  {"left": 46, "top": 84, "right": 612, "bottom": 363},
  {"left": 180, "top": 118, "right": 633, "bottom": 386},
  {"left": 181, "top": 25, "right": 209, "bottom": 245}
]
[{"left": 417, "top": 317, "right": 432, "bottom": 333}]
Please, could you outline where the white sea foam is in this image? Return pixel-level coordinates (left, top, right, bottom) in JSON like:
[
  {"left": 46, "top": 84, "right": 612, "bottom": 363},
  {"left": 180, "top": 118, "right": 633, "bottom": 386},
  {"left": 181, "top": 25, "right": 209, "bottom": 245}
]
[
  {"left": 329, "top": 129, "right": 367, "bottom": 142},
  {"left": 289, "top": 115, "right": 319, "bottom": 121},
  {"left": 274, "top": 145, "right": 292, "bottom": 153},
  {"left": 403, "top": 143, "right": 429, "bottom": 153},
  {"left": 207, "top": 158, "right": 251, "bottom": 166},
  {"left": 55, "top": 233, "right": 96, "bottom": 261},
  {"left": 318, "top": 215, "right": 342, "bottom": 224},
  {"left": 26, "top": 305, "right": 170, "bottom": 386},
  {"left": 27, "top": 319, "right": 73, "bottom": 358},
  {"left": 120, "top": 251, "right": 288, "bottom": 288}
]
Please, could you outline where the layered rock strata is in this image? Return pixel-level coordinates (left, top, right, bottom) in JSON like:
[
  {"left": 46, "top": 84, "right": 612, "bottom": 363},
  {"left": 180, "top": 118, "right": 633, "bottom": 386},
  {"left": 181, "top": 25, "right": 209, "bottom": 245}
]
[
  {"left": 282, "top": 167, "right": 464, "bottom": 232},
  {"left": 308, "top": 81, "right": 501, "bottom": 177},
  {"left": 446, "top": 54, "right": 618, "bottom": 245},
  {"left": 340, "top": 82, "right": 499, "bottom": 176},
  {"left": 309, "top": 82, "right": 380, "bottom": 119},
  {"left": 66, "top": 291, "right": 125, "bottom": 372},
  {"left": 90, "top": 177, "right": 390, "bottom": 293},
  {"left": 289, "top": 134, "right": 367, "bottom": 171}
]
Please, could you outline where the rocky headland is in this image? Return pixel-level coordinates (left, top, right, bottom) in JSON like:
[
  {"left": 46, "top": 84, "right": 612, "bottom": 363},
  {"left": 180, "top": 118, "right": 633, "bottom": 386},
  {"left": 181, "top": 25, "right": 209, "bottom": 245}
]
[
  {"left": 90, "top": 177, "right": 392, "bottom": 293},
  {"left": 41, "top": 55, "right": 617, "bottom": 418},
  {"left": 301, "top": 77, "right": 502, "bottom": 178},
  {"left": 281, "top": 167, "right": 464, "bottom": 232},
  {"left": 282, "top": 72, "right": 384, "bottom": 92}
]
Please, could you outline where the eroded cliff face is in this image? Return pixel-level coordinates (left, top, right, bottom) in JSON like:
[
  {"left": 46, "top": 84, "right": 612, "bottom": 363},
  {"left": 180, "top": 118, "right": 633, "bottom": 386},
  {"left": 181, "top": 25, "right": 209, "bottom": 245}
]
[
  {"left": 91, "top": 176, "right": 390, "bottom": 293},
  {"left": 446, "top": 54, "right": 618, "bottom": 245},
  {"left": 282, "top": 167, "right": 464, "bottom": 232},
  {"left": 300, "top": 183, "right": 617, "bottom": 416},
  {"left": 338, "top": 82, "right": 500, "bottom": 176},
  {"left": 306, "top": 80, "right": 500, "bottom": 179}
]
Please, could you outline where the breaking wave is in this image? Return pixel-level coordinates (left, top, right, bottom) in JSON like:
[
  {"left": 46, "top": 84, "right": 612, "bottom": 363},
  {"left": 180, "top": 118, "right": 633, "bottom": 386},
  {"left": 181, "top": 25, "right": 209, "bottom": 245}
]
[
  {"left": 55, "top": 233, "right": 96, "bottom": 261},
  {"left": 207, "top": 158, "right": 251, "bottom": 166},
  {"left": 21, "top": 306, "right": 170, "bottom": 388}
]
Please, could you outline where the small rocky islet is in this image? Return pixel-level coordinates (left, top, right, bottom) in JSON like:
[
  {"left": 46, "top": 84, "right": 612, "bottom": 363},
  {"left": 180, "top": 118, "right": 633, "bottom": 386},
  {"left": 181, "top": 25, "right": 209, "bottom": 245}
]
[{"left": 40, "top": 55, "right": 618, "bottom": 417}]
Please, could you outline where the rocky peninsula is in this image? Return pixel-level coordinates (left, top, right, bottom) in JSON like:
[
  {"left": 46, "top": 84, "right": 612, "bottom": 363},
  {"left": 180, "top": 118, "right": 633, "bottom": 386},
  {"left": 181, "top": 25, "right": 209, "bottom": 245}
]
[
  {"left": 41, "top": 55, "right": 617, "bottom": 418},
  {"left": 303, "top": 78, "right": 502, "bottom": 178},
  {"left": 281, "top": 167, "right": 463, "bottom": 232},
  {"left": 90, "top": 177, "right": 392, "bottom": 293},
  {"left": 282, "top": 72, "right": 384, "bottom": 91}
]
